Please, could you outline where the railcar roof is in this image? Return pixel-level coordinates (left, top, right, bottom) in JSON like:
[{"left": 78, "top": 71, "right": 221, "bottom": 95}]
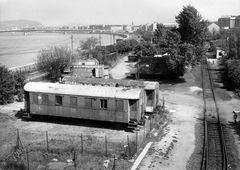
[
  {"left": 62, "top": 77, "right": 159, "bottom": 90},
  {"left": 24, "top": 82, "right": 142, "bottom": 99}
]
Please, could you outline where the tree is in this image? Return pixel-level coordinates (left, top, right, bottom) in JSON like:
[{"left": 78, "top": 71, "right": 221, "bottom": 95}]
[
  {"left": 153, "top": 23, "right": 167, "bottom": 48},
  {"left": 0, "top": 65, "right": 15, "bottom": 104},
  {"left": 141, "top": 31, "right": 153, "bottom": 42},
  {"left": 175, "top": 5, "right": 208, "bottom": 46},
  {"left": 165, "top": 29, "right": 181, "bottom": 48},
  {"left": 13, "top": 70, "right": 26, "bottom": 102},
  {"left": 37, "top": 46, "right": 71, "bottom": 82},
  {"left": 79, "top": 37, "right": 99, "bottom": 51},
  {"left": 165, "top": 49, "right": 186, "bottom": 78},
  {"left": 134, "top": 41, "right": 156, "bottom": 56}
]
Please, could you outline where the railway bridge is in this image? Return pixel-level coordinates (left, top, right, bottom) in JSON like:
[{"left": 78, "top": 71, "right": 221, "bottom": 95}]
[{"left": 0, "top": 29, "right": 128, "bottom": 39}]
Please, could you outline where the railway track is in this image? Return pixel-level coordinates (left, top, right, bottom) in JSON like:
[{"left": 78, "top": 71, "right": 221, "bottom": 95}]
[{"left": 201, "top": 58, "right": 228, "bottom": 170}]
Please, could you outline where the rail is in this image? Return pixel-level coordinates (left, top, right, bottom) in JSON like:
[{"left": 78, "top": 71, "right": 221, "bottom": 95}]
[{"left": 200, "top": 57, "right": 228, "bottom": 170}]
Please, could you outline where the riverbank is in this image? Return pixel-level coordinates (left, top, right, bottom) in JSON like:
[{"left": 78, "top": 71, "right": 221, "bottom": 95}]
[{"left": 0, "top": 32, "right": 123, "bottom": 68}]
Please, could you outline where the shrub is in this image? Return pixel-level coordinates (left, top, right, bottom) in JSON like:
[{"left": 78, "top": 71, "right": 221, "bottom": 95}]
[
  {"left": 37, "top": 46, "right": 71, "bottom": 82},
  {"left": 13, "top": 70, "right": 26, "bottom": 102},
  {"left": 225, "top": 59, "right": 240, "bottom": 89},
  {"left": 0, "top": 65, "right": 15, "bottom": 104}
]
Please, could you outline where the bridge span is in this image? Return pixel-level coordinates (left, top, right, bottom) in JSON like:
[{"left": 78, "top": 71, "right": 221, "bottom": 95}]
[{"left": 0, "top": 29, "right": 128, "bottom": 38}]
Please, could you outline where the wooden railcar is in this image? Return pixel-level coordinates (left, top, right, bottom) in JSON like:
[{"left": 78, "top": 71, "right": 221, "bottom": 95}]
[
  {"left": 24, "top": 82, "right": 145, "bottom": 125},
  {"left": 62, "top": 77, "right": 159, "bottom": 113}
]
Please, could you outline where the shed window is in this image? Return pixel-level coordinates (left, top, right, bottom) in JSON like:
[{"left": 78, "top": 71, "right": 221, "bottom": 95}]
[
  {"left": 116, "top": 100, "right": 124, "bottom": 111},
  {"left": 70, "top": 97, "right": 77, "bottom": 107},
  {"left": 130, "top": 100, "right": 137, "bottom": 111},
  {"left": 85, "top": 98, "right": 93, "bottom": 108},
  {"left": 42, "top": 94, "right": 48, "bottom": 104},
  {"left": 32, "top": 94, "right": 38, "bottom": 104},
  {"left": 56, "top": 95, "right": 63, "bottom": 105},
  {"left": 100, "top": 99, "right": 107, "bottom": 109}
]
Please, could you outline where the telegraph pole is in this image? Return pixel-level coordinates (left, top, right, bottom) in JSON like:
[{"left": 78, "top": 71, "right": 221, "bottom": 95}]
[
  {"left": 99, "top": 34, "right": 101, "bottom": 46},
  {"left": 70, "top": 35, "right": 73, "bottom": 64}
]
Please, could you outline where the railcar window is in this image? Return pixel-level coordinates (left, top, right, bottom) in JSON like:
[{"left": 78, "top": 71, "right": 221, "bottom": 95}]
[
  {"left": 42, "top": 94, "right": 48, "bottom": 104},
  {"left": 130, "top": 100, "right": 137, "bottom": 111},
  {"left": 70, "top": 97, "right": 77, "bottom": 107},
  {"left": 56, "top": 96, "right": 63, "bottom": 105},
  {"left": 100, "top": 99, "right": 107, "bottom": 109},
  {"left": 116, "top": 100, "right": 124, "bottom": 111},
  {"left": 85, "top": 98, "right": 93, "bottom": 108},
  {"left": 32, "top": 94, "right": 38, "bottom": 104}
]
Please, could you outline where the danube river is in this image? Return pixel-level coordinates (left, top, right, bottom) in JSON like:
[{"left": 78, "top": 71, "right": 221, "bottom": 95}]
[{"left": 0, "top": 32, "right": 120, "bottom": 68}]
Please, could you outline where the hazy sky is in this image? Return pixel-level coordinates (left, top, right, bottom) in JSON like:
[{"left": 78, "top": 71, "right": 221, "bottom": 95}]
[{"left": 0, "top": 0, "right": 240, "bottom": 26}]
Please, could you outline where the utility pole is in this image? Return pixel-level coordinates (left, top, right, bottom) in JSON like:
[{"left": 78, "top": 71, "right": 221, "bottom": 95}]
[
  {"left": 99, "top": 34, "right": 102, "bottom": 46},
  {"left": 70, "top": 35, "right": 73, "bottom": 64}
]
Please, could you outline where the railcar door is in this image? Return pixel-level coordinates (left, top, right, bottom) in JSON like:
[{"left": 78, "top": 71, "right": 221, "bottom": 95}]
[
  {"left": 129, "top": 99, "right": 138, "bottom": 121},
  {"left": 146, "top": 90, "right": 154, "bottom": 112},
  {"left": 24, "top": 91, "right": 30, "bottom": 112}
]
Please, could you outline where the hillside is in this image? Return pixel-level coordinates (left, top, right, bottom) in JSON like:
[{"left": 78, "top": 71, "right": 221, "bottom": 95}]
[{"left": 0, "top": 19, "right": 44, "bottom": 30}]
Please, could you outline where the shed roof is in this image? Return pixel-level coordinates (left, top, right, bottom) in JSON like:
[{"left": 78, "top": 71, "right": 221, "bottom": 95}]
[
  {"left": 62, "top": 77, "right": 159, "bottom": 90},
  {"left": 24, "top": 82, "right": 142, "bottom": 99}
]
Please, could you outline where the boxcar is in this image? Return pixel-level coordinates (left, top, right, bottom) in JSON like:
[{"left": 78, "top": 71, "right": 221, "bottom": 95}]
[
  {"left": 62, "top": 77, "right": 160, "bottom": 113},
  {"left": 24, "top": 82, "right": 145, "bottom": 125}
]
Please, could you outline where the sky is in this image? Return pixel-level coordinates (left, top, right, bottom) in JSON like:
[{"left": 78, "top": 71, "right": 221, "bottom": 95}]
[{"left": 0, "top": 0, "right": 240, "bottom": 26}]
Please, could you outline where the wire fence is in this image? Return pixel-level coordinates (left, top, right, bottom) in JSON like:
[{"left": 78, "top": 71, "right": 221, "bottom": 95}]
[{"left": 1, "top": 101, "right": 166, "bottom": 170}]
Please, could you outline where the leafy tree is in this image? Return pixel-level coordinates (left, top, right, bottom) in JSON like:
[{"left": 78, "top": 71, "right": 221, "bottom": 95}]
[
  {"left": 164, "top": 49, "right": 186, "bottom": 78},
  {"left": 13, "top": 70, "right": 26, "bottom": 102},
  {"left": 175, "top": 5, "right": 208, "bottom": 46},
  {"left": 106, "top": 44, "right": 116, "bottom": 53},
  {"left": 127, "top": 39, "right": 138, "bottom": 51},
  {"left": 37, "top": 46, "right": 71, "bottom": 82},
  {"left": 134, "top": 41, "right": 157, "bottom": 56},
  {"left": 178, "top": 43, "right": 195, "bottom": 66},
  {"left": 165, "top": 29, "right": 181, "bottom": 48},
  {"left": 79, "top": 37, "right": 99, "bottom": 51},
  {"left": 0, "top": 65, "right": 15, "bottom": 104},
  {"left": 141, "top": 31, "right": 153, "bottom": 42},
  {"left": 225, "top": 59, "right": 240, "bottom": 89},
  {"left": 153, "top": 23, "right": 167, "bottom": 48}
]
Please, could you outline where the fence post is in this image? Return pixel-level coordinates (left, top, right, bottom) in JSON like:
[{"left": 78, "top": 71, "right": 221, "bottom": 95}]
[
  {"left": 112, "top": 154, "right": 116, "bottom": 170},
  {"left": 73, "top": 149, "right": 76, "bottom": 170},
  {"left": 46, "top": 131, "right": 49, "bottom": 152},
  {"left": 81, "top": 133, "right": 83, "bottom": 153},
  {"left": 155, "top": 113, "right": 157, "bottom": 123},
  {"left": 144, "top": 123, "right": 146, "bottom": 138},
  {"left": 163, "top": 97, "right": 165, "bottom": 112},
  {"left": 105, "top": 135, "right": 108, "bottom": 157},
  {"left": 127, "top": 135, "right": 130, "bottom": 156},
  {"left": 150, "top": 116, "right": 152, "bottom": 130},
  {"left": 26, "top": 148, "right": 29, "bottom": 170},
  {"left": 16, "top": 129, "right": 23, "bottom": 150},
  {"left": 136, "top": 131, "right": 138, "bottom": 153}
]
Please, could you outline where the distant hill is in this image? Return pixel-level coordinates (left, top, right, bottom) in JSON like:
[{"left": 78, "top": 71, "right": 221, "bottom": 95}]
[{"left": 0, "top": 19, "right": 44, "bottom": 30}]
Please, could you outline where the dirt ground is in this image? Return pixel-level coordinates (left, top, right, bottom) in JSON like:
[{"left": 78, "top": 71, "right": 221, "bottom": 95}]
[{"left": 1, "top": 56, "right": 240, "bottom": 170}]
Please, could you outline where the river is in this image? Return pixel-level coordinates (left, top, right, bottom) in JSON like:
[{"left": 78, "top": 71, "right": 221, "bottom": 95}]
[{"left": 0, "top": 32, "right": 120, "bottom": 68}]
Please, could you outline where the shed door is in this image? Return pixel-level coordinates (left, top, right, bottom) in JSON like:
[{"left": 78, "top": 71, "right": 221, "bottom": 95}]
[
  {"left": 129, "top": 99, "right": 138, "bottom": 120},
  {"left": 146, "top": 90, "right": 154, "bottom": 107}
]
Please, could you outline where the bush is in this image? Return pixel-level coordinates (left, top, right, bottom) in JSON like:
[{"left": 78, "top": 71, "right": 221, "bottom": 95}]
[
  {"left": 37, "top": 46, "right": 71, "bottom": 82},
  {"left": 134, "top": 41, "right": 156, "bottom": 56},
  {"left": 0, "top": 65, "right": 15, "bottom": 104},
  {"left": 225, "top": 59, "right": 240, "bottom": 89},
  {"left": 13, "top": 70, "right": 26, "bottom": 102}
]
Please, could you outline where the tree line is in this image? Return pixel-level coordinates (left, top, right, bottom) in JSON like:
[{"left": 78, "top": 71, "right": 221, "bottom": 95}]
[
  {"left": 0, "top": 66, "right": 25, "bottom": 104},
  {"left": 220, "top": 29, "right": 240, "bottom": 92}
]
